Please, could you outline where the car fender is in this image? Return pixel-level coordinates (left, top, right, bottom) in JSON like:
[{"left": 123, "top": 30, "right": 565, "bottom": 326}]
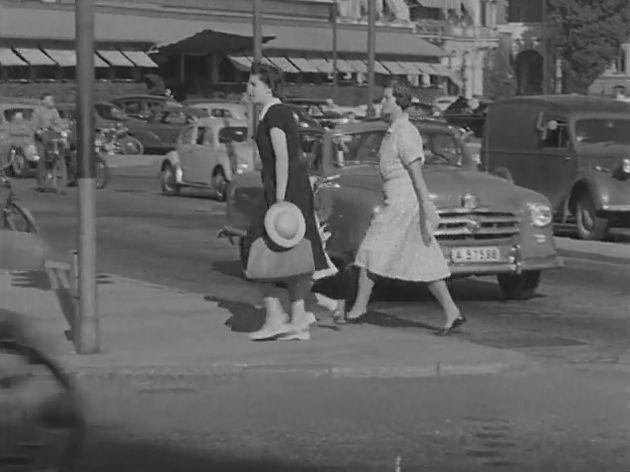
[
  {"left": 566, "top": 173, "right": 612, "bottom": 215},
  {"left": 212, "top": 151, "right": 234, "bottom": 181},
  {"left": 161, "top": 150, "right": 180, "bottom": 171}
]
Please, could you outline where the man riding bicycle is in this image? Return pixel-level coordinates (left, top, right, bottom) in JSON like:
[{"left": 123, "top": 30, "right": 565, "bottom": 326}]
[{"left": 32, "top": 93, "right": 64, "bottom": 192}]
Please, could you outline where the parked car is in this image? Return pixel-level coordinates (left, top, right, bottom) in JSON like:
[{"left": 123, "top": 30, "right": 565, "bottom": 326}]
[
  {"left": 483, "top": 94, "right": 630, "bottom": 240},
  {"left": 285, "top": 97, "right": 350, "bottom": 129},
  {"left": 222, "top": 118, "right": 563, "bottom": 301},
  {"left": 159, "top": 117, "right": 253, "bottom": 200},
  {"left": 443, "top": 96, "right": 491, "bottom": 138},
  {"left": 110, "top": 94, "right": 181, "bottom": 121},
  {"left": 58, "top": 101, "right": 127, "bottom": 131},
  {"left": 0, "top": 100, "right": 39, "bottom": 178},
  {"left": 286, "top": 105, "right": 325, "bottom": 131},
  {"left": 183, "top": 99, "right": 247, "bottom": 125},
  {"left": 433, "top": 95, "right": 459, "bottom": 112},
  {"left": 125, "top": 106, "right": 208, "bottom": 154}
]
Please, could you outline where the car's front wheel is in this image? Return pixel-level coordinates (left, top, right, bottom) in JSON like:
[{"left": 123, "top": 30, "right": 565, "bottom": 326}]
[
  {"left": 212, "top": 167, "right": 228, "bottom": 201},
  {"left": 575, "top": 192, "right": 608, "bottom": 240},
  {"left": 497, "top": 271, "right": 541, "bottom": 300},
  {"left": 160, "top": 163, "right": 180, "bottom": 196}
]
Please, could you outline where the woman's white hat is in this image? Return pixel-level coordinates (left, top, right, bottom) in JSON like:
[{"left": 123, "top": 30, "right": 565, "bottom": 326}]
[{"left": 264, "top": 201, "right": 306, "bottom": 248}]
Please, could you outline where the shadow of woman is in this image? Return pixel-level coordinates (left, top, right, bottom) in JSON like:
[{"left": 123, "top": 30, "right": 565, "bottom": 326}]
[{"left": 204, "top": 295, "right": 264, "bottom": 333}]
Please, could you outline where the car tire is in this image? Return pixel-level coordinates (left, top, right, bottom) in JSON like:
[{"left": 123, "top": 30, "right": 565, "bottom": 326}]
[
  {"left": 9, "top": 147, "right": 29, "bottom": 178},
  {"left": 212, "top": 167, "right": 228, "bottom": 201},
  {"left": 497, "top": 271, "right": 541, "bottom": 300},
  {"left": 492, "top": 167, "right": 514, "bottom": 183},
  {"left": 575, "top": 192, "right": 608, "bottom": 240},
  {"left": 120, "top": 136, "right": 144, "bottom": 156},
  {"left": 338, "top": 263, "right": 359, "bottom": 308},
  {"left": 160, "top": 163, "right": 180, "bottom": 196}
]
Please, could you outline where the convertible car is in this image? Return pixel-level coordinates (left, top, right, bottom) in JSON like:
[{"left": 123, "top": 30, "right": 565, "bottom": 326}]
[{"left": 221, "top": 118, "right": 563, "bottom": 302}]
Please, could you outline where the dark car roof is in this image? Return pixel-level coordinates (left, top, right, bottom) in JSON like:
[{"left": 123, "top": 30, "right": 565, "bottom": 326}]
[
  {"left": 494, "top": 94, "right": 630, "bottom": 113},
  {"left": 337, "top": 117, "right": 457, "bottom": 134},
  {"left": 154, "top": 106, "right": 208, "bottom": 116},
  {"left": 285, "top": 98, "right": 328, "bottom": 105}
]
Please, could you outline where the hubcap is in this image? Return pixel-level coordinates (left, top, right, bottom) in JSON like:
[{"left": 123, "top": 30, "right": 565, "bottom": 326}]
[{"left": 162, "top": 168, "right": 175, "bottom": 191}]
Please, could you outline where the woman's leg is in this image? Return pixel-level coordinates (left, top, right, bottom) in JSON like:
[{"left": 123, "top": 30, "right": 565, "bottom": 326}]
[
  {"left": 249, "top": 282, "right": 290, "bottom": 340},
  {"left": 347, "top": 267, "right": 376, "bottom": 319},
  {"left": 427, "top": 279, "right": 461, "bottom": 326},
  {"left": 287, "top": 275, "right": 315, "bottom": 327}
]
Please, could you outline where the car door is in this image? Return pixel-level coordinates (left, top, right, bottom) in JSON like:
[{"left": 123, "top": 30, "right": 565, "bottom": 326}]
[
  {"left": 177, "top": 125, "right": 201, "bottom": 182},
  {"left": 535, "top": 117, "right": 577, "bottom": 211},
  {"left": 150, "top": 111, "right": 187, "bottom": 150}
]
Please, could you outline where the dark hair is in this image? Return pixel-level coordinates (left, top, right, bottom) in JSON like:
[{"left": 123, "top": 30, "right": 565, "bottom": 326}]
[
  {"left": 386, "top": 81, "right": 413, "bottom": 110},
  {"left": 41, "top": 93, "right": 53, "bottom": 100},
  {"left": 250, "top": 61, "right": 283, "bottom": 96}
]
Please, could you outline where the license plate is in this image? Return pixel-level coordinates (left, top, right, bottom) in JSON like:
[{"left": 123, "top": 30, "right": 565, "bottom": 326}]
[{"left": 450, "top": 247, "right": 502, "bottom": 263}]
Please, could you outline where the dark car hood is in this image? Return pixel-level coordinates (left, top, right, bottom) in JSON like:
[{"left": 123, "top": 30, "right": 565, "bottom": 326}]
[{"left": 333, "top": 165, "right": 522, "bottom": 212}]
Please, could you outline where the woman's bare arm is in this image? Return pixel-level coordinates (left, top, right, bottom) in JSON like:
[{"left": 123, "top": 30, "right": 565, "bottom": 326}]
[
  {"left": 406, "top": 159, "right": 430, "bottom": 208},
  {"left": 270, "top": 127, "right": 289, "bottom": 202}
]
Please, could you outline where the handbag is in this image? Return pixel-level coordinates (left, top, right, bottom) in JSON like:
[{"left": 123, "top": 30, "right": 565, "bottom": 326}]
[{"left": 245, "top": 237, "right": 315, "bottom": 281}]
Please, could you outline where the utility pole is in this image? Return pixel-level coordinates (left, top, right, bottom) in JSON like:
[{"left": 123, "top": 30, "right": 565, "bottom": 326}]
[
  {"left": 332, "top": 2, "right": 339, "bottom": 100},
  {"left": 541, "top": 0, "right": 549, "bottom": 94},
  {"left": 75, "top": 0, "right": 100, "bottom": 354},
  {"left": 367, "top": 0, "right": 376, "bottom": 117}
]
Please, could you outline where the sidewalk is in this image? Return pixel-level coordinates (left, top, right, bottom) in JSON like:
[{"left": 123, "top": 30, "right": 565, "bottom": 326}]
[{"left": 0, "top": 267, "right": 529, "bottom": 379}]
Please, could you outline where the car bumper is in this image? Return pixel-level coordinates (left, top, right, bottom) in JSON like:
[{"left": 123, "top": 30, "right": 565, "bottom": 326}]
[
  {"left": 449, "top": 255, "right": 563, "bottom": 276},
  {"left": 602, "top": 203, "right": 630, "bottom": 212}
]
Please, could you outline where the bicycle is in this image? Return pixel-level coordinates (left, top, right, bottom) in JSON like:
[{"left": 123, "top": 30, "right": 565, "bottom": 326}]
[
  {"left": 0, "top": 313, "right": 84, "bottom": 472},
  {"left": 1, "top": 153, "right": 38, "bottom": 233},
  {"left": 40, "top": 129, "right": 69, "bottom": 195}
]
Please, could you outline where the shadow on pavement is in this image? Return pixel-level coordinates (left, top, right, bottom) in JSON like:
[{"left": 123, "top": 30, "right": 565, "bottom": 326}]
[
  {"left": 204, "top": 295, "right": 263, "bottom": 333},
  {"left": 79, "top": 429, "right": 324, "bottom": 472}
]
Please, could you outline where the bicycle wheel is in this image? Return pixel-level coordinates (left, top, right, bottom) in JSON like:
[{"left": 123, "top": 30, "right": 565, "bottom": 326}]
[
  {"left": 3, "top": 201, "right": 39, "bottom": 233},
  {"left": 0, "top": 338, "right": 85, "bottom": 472},
  {"left": 51, "top": 155, "right": 68, "bottom": 195}
]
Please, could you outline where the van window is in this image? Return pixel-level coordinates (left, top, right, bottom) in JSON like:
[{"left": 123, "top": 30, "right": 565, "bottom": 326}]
[{"left": 541, "top": 121, "right": 569, "bottom": 148}]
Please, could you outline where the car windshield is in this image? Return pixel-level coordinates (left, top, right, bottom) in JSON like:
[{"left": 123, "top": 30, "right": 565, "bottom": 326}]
[
  {"left": 574, "top": 118, "right": 630, "bottom": 145},
  {"left": 334, "top": 128, "right": 468, "bottom": 167}
]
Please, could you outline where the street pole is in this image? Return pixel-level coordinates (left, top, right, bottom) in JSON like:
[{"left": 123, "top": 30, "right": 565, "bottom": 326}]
[
  {"left": 250, "top": 0, "right": 263, "bottom": 166},
  {"left": 332, "top": 2, "right": 338, "bottom": 100},
  {"left": 75, "top": 0, "right": 100, "bottom": 354},
  {"left": 367, "top": 0, "right": 376, "bottom": 117},
  {"left": 541, "top": 0, "right": 549, "bottom": 95}
]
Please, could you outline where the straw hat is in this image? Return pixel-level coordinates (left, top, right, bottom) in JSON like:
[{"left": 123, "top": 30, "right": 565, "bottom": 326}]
[{"left": 264, "top": 201, "right": 306, "bottom": 248}]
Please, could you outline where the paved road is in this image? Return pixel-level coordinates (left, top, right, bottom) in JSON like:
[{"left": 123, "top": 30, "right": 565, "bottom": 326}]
[
  {"left": 10, "top": 168, "right": 630, "bottom": 367},
  {"left": 70, "top": 367, "right": 630, "bottom": 471}
]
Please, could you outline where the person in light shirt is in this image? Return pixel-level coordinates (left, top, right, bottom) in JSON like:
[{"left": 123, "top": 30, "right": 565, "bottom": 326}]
[{"left": 614, "top": 85, "right": 630, "bottom": 102}]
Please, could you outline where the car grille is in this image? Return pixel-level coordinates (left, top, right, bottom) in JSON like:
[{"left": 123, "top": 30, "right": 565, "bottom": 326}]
[{"left": 435, "top": 211, "right": 520, "bottom": 241}]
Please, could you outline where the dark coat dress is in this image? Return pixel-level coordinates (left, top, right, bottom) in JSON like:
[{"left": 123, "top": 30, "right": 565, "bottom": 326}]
[{"left": 241, "top": 103, "right": 328, "bottom": 273}]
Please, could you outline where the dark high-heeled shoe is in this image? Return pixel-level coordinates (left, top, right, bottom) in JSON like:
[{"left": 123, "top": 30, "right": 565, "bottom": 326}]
[
  {"left": 435, "top": 315, "right": 467, "bottom": 336},
  {"left": 345, "top": 313, "right": 368, "bottom": 324}
]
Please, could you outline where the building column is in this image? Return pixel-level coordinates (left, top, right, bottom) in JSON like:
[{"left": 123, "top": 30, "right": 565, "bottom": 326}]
[
  {"left": 209, "top": 53, "right": 220, "bottom": 85},
  {"left": 624, "top": 43, "right": 630, "bottom": 75}
]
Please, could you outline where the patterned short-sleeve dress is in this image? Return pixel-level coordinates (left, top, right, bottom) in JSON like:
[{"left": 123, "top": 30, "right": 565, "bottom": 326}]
[
  {"left": 354, "top": 113, "right": 450, "bottom": 282},
  {"left": 241, "top": 101, "right": 328, "bottom": 274}
]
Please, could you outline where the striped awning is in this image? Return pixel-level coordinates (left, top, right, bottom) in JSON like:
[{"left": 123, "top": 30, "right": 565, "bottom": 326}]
[
  {"left": 228, "top": 55, "right": 252, "bottom": 72},
  {"left": 0, "top": 48, "right": 27, "bottom": 66},
  {"left": 288, "top": 57, "right": 320, "bottom": 73},
  {"left": 416, "top": 0, "right": 462, "bottom": 10},
  {"left": 429, "top": 63, "right": 451, "bottom": 77},
  {"left": 380, "top": 61, "right": 408, "bottom": 75},
  {"left": 308, "top": 58, "right": 333, "bottom": 73},
  {"left": 416, "top": 63, "right": 436, "bottom": 75},
  {"left": 121, "top": 51, "right": 158, "bottom": 68},
  {"left": 43, "top": 49, "right": 76, "bottom": 67},
  {"left": 331, "top": 58, "right": 355, "bottom": 73},
  {"left": 15, "top": 48, "right": 55, "bottom": 66},
  {"left": 398, "top": 62, "right": 422, "bottom": 75},
  {"left": 98, "top": 50, "right": 134, "bottom": 67},
  {"left": 345, "top": 59, "right": 368, "bottom": 74},
  {"left": 267, "top": 57, "right": 300, "bottom": 73}
]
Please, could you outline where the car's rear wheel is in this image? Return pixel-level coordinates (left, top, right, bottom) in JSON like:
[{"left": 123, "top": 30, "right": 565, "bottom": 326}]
[
  {"left": 120, "top": 136, "right": 144, "bottom": 156},
  {"left": 497, "top": 270, "right": 541, "bottom": 300},
  {"left": 160, "top": 163, "right": 180, "bottom": 196},
  {"left": 9, "top": 147, "right": 29, "bottom": 178},
  {"left": 575, "top": 192, "right": 608, "bottom": 240}
]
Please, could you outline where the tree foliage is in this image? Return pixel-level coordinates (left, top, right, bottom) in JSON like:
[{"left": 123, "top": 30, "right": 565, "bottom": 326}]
[{"left": 548, "top": 0, "right": 630, "bottom": 93}]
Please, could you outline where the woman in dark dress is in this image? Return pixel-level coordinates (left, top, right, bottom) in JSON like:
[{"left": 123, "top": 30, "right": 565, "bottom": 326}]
[{"left": 243, "top": 62, "right": 328, "bottom": 341}]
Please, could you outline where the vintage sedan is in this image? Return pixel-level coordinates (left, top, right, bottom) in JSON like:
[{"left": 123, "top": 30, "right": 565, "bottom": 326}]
[
  {"left": 159, "top": 118, "right": 253, "bottom": 200},
  {"left": 126, "top": 106, "right": 208, "bottom": 154},
  {"left": 222, "top": 118, "right": 563, "bottom": 301},
  {"left": 111, "top": 94, "right": 181, "bottom": 121}
]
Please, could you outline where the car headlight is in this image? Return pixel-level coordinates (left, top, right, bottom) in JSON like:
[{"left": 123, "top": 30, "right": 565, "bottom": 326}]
[
  {"left": 622, "top": 158, "right": 630, "bottom": 174},
  {"left": 528, "top": 202, "right": 552, "bottom": 227}
]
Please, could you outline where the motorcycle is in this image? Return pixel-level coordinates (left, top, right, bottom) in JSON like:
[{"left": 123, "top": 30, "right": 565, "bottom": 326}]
[
  {"left": 96, "top": 124, "right": 144, "bottom": 156},
  {"left": 39, "top": 128, "right": 70, "bottom": 195}
]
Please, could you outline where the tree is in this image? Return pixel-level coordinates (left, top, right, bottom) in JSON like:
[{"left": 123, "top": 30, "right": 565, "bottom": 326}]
[{"left": 548, "top": 0, "right": 630, "bottom": 93}]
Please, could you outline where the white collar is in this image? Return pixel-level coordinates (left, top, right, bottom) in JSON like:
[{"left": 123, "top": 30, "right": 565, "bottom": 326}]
[
  {"left": 259, "top": 98, "right": 282, "bottom": 120},
  {"left": 387, "top": 112, "right": 409, "bottom": 132}
]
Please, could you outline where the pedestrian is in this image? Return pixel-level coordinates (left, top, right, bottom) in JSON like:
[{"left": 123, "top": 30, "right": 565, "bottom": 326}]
[
  {"left": 31, "top": 93, "right": 63, "bottom": 192},
  {"left": 242, "top": 61, "right": 328, "bottom": 341},
  {"left": 344, "top": 82, "right": 465, "bottom": 335},
  {"left": 614, "top": 85, "right": 630, "bottom": 102}
]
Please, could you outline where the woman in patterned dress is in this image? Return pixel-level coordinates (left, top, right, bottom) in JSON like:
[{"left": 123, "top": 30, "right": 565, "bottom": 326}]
[
  {"left": 345, "top": 83, "right": 465, "bottom": 335},
  {"left": 243, "top": 62, "right": 328, "bottom": 341}
]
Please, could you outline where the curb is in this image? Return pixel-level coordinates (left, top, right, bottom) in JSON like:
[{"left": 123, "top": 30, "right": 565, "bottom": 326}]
[
  {"left": 557, "top": 249, "right": 629, "bottom": 265},
  {"left": 554, "top": 237, "right": 630, "bottom": 265},
  {"left": 61, "top": 359, "right": 532, "bottom": 382}
]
